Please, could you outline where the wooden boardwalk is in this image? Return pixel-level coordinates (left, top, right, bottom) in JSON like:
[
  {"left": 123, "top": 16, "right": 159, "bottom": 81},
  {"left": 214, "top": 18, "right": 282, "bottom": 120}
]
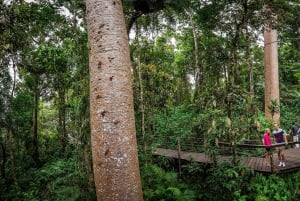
[{"left": 154, "top": 147, "right": 300, "bottom": 173}]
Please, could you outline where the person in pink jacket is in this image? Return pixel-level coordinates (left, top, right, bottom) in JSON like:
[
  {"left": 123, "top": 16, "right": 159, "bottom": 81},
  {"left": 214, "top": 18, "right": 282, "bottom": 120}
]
[{"left": 263, "top": 128, "right": 272, "bottom": 166}]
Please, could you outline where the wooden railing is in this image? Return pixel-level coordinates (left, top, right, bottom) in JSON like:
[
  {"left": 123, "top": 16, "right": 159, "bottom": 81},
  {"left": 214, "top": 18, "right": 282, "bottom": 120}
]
[{"left": 151, "top": 135, "right": 300, "bottom": 171}]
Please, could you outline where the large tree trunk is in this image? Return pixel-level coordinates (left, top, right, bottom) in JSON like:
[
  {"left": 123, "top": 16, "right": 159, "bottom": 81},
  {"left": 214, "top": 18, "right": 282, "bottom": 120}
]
[
  {"left": 85, "top": 1, "right": 143, "bottom": 200},
  {"left": 264, "top": 15, "right": 280, "bottom": 123}
]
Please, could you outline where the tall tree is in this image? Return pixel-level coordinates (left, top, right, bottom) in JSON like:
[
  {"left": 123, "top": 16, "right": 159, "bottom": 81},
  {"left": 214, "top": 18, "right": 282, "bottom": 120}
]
[
  {"left": 85, "top": 0, "right": 143, "bottom": 200},
  {"left": 263, "top": 4, "right": 280, "bottom": 123}
]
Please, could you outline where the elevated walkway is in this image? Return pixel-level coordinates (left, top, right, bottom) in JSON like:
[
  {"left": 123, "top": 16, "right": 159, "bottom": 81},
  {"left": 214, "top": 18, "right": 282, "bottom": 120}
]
[{"left": 152, "top": 137, "right": 300, "bottom": 173}]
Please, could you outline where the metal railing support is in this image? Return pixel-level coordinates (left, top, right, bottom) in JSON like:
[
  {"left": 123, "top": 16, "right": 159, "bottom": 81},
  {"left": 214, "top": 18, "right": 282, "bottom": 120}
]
[{"left": 177, "top": 137, "right": 181, "bottom": 177}]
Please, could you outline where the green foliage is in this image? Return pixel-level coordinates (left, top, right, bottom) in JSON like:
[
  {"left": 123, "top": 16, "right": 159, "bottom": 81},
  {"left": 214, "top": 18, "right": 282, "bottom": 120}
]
[
  {"left": 289, "top": 172, "right": 300, "bottom": 200},
  {"left": 142, "top": 164, "right": 196, "bottom": 201},
  {"left": 3, "top": 157, "right": 95, "bottom": 201},
  {"left": 150, "top": 105, "right": 197, "bottom": 149},
  {"left": 204, "top": 162, "right": 254, "bottom": 201},
  {"left": 154, "top": 155, "right": 176, "bottom": 170},
  {"left": 249, "top": 174, "right": 292, "bottom": 201},
  {"left": 182, "top": 160, "right": 206, "bottom": 176},
  {"left": 268, "top": 99, "right": 280, "bottom": 119}
]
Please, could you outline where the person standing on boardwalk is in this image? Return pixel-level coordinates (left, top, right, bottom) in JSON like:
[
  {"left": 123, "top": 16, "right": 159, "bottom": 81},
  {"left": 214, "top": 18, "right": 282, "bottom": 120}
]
[
  {"left": 273, "top": 123, "right": 288, "bottom": 167},
  {"left": 290, "top": 122, "right": 299, "bottom": 148},
  {"left": 263, "top": 128, "right": 272, "bottom": 166}
]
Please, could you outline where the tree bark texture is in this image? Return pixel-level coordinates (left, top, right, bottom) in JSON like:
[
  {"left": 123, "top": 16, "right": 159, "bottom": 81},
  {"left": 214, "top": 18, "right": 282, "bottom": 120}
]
[
  {"left": 264, "top": 26, "right": 280, "bottom": 123},
  {"left": 85, "top": 0, "right": 143, "bottom": 200}
]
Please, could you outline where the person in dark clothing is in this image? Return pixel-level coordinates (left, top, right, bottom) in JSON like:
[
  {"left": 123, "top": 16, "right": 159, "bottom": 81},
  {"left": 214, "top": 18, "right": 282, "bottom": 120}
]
[
  {"left": 290, "top": 122, "right": 299, "bottom": 148},
  {"left": 273, "top": 123, "right": 288, "bottom": 167}
]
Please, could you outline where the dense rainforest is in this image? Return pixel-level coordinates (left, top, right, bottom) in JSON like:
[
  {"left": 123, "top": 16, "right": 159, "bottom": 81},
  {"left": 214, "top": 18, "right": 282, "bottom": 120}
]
[{"left": 1, "top": 0, "right": 300, "bottom": 200}]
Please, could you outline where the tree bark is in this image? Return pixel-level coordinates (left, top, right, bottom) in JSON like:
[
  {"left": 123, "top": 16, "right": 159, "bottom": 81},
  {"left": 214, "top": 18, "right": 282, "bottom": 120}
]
[
  {"left": 86, "top": 0, "right": 143, "bottom": 200},
  {"left": 264, "top": 10, "right": 280, "bottom": 123}
]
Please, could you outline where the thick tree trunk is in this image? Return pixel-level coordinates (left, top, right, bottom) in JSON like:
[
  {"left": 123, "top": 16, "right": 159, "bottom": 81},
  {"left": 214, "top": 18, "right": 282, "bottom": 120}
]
[
  {"left": 86, "top": 0, "right": 143, "bottom": 200},
  {"left": 264, "top": 25, "right": 280, "bottom": 123}
]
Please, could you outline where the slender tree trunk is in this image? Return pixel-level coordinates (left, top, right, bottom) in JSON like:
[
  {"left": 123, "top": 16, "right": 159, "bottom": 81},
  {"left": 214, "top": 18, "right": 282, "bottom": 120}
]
[
  {"left": 7, "top": 63, "right": 18, "bottom": 188},
  {"left": 7, "top": 128, "right": 18, "bottom": 187},
  {"left": 84, "top": 143, "right": 95, "bottom": 191},
  {"left": 135, "top": 28, "right": 146, "bottom": 152},
  {"left": 244, "top": 0, "right": 255, "bottom": 115},
  {"left": 32, "top": 81, "right": 40, "bottom": 167},
  {"left": 248, "top": 44, "right": 255, "bottom": 115},
  {"left": 0, "top": 132, "right": 6, "bottom": 178},
  {"left": 189, "top": 13, "right": 201, "bottom": 87},
  {"left": 226, "top": 28, "right": 240, "bottom": 119},
  {"left": 86, "top": 0, "right": 143, "bottom": 200},
  {"left": 138, "top": 52, "right": 146, "bottom": 152},
  {"left": 188, "top": 12, "right": 203, "bottom": 102},
  {"left": 264, "top": 5, "right": 280, "bottom": 123},
  {"left": 58, "top": 90, "right": 67, "bottom": 153}
]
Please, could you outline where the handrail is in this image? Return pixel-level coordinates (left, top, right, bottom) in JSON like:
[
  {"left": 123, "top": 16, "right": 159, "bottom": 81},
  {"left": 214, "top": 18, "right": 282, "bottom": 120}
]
[
  {"left": 218, "top": 141, "right": 297, "bottom": 148},
  {"left": 151, "top": 135, "right": 299, "bottom": 150},
  {"left": 152, "top": 136, "right": 299, "bottom": 172}
]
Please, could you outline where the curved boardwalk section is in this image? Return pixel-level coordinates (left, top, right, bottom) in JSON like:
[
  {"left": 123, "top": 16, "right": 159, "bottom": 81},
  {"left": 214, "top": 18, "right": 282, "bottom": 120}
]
[{"left": 154, "top": 147, "right": 300, "bottom": 173}]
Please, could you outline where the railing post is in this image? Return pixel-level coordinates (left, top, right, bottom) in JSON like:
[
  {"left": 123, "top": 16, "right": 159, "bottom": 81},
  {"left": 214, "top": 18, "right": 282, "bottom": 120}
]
[
  {"left": 232, "top": 141, "right": 237, "bottom": 165},
  {"left": 190, "top": 137, "right": 194, "bottom": 152},
  {"left": 165, "top": 135, "right": 169, "bottom": 149},
  {"left": 177, "top": 137, "right": 181, "bottom": 177},
  {"left": 270, "top": 148, "right": 273, "bottom": 172}
]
